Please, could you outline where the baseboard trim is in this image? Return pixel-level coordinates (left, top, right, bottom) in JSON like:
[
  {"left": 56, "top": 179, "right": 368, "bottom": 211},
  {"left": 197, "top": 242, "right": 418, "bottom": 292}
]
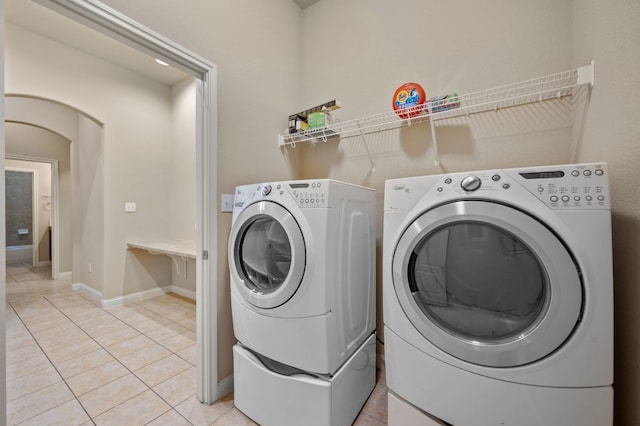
[
  {"left": 101, "top": 286, "right": 172, "bottom": 309},
  {"left": 169, "top": 285, "right": 196, "bottom": 301},
  {"left": 71, "top": 283, "right": 176, "bottom": 309},
  {"left": 218, "top": 373, "right": 234, "bottom": 397},
  {"left": 71, "top": 282, "right": 102, "bottom": 303}
]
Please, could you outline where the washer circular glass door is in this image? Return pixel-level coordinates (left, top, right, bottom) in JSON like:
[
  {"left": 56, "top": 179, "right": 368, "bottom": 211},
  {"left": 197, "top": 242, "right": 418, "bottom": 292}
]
[
  {"left": 230, "top": 201, "right": 306, "bottom": 309},
  {"left": 392, "top": 200, "right": 582, "bottom": 367}
]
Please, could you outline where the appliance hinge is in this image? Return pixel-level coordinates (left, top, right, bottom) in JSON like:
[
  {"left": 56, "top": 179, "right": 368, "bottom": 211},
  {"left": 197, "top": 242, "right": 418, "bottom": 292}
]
[{"left": 202, "top": 250, "right": 209, "bottom": 260}]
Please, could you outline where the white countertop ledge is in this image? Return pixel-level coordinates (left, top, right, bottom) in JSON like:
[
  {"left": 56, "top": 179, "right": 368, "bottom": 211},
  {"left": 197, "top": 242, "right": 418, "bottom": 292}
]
[{"left": 126, "top": 240, "right": 197, "bottom": 259}]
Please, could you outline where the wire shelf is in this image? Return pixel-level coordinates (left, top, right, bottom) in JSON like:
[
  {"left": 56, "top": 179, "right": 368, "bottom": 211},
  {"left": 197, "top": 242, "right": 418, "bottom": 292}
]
[{"left": 278, "top": 62, "right": 594, "bottom": 151}]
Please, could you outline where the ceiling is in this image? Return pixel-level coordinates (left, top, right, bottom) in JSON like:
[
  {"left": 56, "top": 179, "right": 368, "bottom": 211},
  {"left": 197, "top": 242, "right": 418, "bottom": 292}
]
[
  {"left": 5, "top": 0, "right": 320, "bottom": 87},
  {"left": 5, "top": 0, "right": 190, "bottom": 86}
]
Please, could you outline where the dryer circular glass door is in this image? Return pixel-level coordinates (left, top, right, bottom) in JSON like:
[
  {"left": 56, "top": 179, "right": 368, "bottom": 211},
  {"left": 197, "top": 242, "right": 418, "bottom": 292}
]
[
  {"left": 230, "top": 201, "right": 306, "bottom": 309},
  {"left": 392, "top": 200, "right": 582, "bottom": 367}
]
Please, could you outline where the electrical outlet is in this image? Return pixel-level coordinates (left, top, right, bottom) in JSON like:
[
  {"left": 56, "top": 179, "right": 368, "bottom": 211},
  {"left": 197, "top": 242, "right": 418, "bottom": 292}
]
[
  {"left": 125, "top": 202, "right": 137, "bottom": 212},
  {"left": 221, "top": 194, "right": 234, "bottom": 212}
]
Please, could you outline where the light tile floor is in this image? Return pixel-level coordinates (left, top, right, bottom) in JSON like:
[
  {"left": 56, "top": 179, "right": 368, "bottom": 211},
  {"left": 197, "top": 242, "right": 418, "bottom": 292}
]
[{"left": 6, "top": 263, "right": 389, "bottom": 425}]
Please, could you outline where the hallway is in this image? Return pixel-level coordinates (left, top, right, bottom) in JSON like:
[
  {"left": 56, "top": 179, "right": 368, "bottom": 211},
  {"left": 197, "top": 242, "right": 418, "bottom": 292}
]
[{"left": 5, "top": 264, "right": 388, "bottom": 425}]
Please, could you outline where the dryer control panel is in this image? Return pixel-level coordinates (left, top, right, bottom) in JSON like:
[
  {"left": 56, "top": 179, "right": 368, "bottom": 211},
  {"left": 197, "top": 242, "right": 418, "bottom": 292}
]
[
  {"left": 432, "top": 163, "right": 610, "bottom": 210},
  {"left": 280, "top": 181, "right": 328, "bottom": 208},
  {"left": 504, "top": 162, "right": 610, "bottom": 210},
  {"left": 386, "top": 163, "right": 610, "bottom": 211}
]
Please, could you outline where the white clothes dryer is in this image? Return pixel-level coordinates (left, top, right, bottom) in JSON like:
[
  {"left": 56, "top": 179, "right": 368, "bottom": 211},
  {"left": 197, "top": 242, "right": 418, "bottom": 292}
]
[
  {"left": 383, "top": 163, "right": 613, "bottom": 426},
  {"left": 229, "top": 179, "right": 376, "bottom": 375}
]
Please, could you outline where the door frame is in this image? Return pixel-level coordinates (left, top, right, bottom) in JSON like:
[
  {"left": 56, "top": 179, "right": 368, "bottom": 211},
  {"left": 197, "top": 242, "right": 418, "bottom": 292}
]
[
  {"left": 26, "top": 0, "right": 219, "bottom": 403},
  {"left": 5, "top": 156, "right": 57, "bottom": 271}
]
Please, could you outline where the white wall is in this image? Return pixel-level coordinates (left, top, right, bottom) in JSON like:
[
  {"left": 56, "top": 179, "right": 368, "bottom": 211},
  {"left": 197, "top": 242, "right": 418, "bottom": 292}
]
[
  {"left": 170, "top": 78, "right": 196, "bottom": 241},
  {"left": 299, "top": 0, "right": 573, "bottom": 178},
  {"left": 572, "top": 1, "right": 640, "bottom": 424},
  {"left": 76, "top": 113, "right": 104, "bottom": 292},
  {"left": 168, "top": 78, "right": 197, "bottom": 296}
]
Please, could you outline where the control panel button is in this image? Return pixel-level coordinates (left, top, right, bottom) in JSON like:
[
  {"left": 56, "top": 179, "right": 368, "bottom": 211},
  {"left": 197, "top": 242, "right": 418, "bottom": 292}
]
[
  {"left": 571, "top": 170, "right": 580, "bottom": 177},
  {"left": 492, "top": 174, "right": 501, "bottom": 181},
  {"left": 583, "top": 170, "right": 592, "bottom": 176},
  {"left": 561, "top": 195, "right": 570, "bottom": 202},
  {"left": 262, "top": 185, "right": 272, "bottom": 196},
  {"left": 598, "top": 195, "right": 605, "bottom": 201},
  {"left": 550, "top": 196, "right": 559, "bottom": 202},
  {"left": 574, "top": 196, "right": 581, "bottom": 201},
  {"left": 460, "top": 175, "right": 482, "bottom": 192},
  {"left": 586, "top": 196, "right": 593, "bottom": 201},
  {"left": 444, "top": 178, "right": 452, "bottom": 184},
  {"left": 502, "top": 183, "right": 511, "bottom": 190},
  {"left": 595, "top": 169, "right": 604, "bottom": 176}
]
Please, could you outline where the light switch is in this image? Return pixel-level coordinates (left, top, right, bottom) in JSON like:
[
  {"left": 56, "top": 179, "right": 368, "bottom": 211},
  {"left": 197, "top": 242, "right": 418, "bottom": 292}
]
[
  {"left": 221, "top": 194, "right": 234, "bottom": 212},
  {"left": 125, "top": 202, "right": 137, "bottom": 212}
]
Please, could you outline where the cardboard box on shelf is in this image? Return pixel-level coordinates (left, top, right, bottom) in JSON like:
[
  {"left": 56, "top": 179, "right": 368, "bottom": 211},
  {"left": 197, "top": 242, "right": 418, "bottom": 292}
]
[{"left": 307, "top": 111, "right": 335, "bottom": 129}]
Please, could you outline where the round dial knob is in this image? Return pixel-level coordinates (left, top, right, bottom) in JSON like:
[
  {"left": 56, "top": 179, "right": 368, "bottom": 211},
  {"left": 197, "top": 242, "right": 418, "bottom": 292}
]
[
  {"left": 460, "top": 175, "right": 482, "bottom": 192},
  {"left": 262, "top": 185, "right": 272, "bottom": 196}
]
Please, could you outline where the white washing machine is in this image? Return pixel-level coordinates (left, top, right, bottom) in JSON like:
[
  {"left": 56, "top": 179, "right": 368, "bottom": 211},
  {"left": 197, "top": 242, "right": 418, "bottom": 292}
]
[
  {"left": 229, "top": 179, "right": 377, "bottom": 425},
  {"left": 383, "top": 163, "right": 613, "bottom": 426}
]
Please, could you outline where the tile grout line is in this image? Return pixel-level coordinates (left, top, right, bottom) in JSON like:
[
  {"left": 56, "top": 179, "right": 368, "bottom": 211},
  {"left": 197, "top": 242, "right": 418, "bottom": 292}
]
[
  {"left": 43, "top": 292, "right": 197, "bottom": 424},
  {"left": 43, "top": 294, "right": 197, "bottom": 424},
  {"left": 8, "top": 297, "right": 96, "bottom": 425},
  {"left": 8, "top": 278, "right": 192, "bottom": 424}
]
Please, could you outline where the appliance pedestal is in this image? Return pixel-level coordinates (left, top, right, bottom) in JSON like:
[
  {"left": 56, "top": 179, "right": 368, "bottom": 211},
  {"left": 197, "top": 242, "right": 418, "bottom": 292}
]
[{"left": 233, "top": 334, "right": 376, "bottom": 426}]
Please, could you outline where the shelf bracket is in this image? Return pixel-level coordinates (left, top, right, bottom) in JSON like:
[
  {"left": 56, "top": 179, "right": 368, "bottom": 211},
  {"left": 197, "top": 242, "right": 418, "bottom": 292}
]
[
  {"left": 357, "top": 121, "right": 376, "bottom": 173},
  {"left": 428, "top": 116, "right": 440, "bottom": 167},
  {"left": 147, "top": 249, "right": 189, "bottom": 279},
  {"left": 576, "top": 60, "right": 595, "bottom": 88}
]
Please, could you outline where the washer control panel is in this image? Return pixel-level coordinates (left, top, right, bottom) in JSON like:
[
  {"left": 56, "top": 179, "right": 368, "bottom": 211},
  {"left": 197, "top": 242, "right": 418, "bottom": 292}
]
[
  {"left": 429, "top": 163, "right": 610, "bottom": 210},
  {"left": 285, "top": 181, "right": 327, "bottom": 207},
  {"left": 233, "top": 181, "right": 329, "bottom": 210}
]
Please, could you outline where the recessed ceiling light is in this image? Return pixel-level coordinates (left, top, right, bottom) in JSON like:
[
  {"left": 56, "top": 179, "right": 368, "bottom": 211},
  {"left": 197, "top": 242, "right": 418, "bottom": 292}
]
[{"left": 155, "top": 58, "right": 169, "bottom": 66}]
